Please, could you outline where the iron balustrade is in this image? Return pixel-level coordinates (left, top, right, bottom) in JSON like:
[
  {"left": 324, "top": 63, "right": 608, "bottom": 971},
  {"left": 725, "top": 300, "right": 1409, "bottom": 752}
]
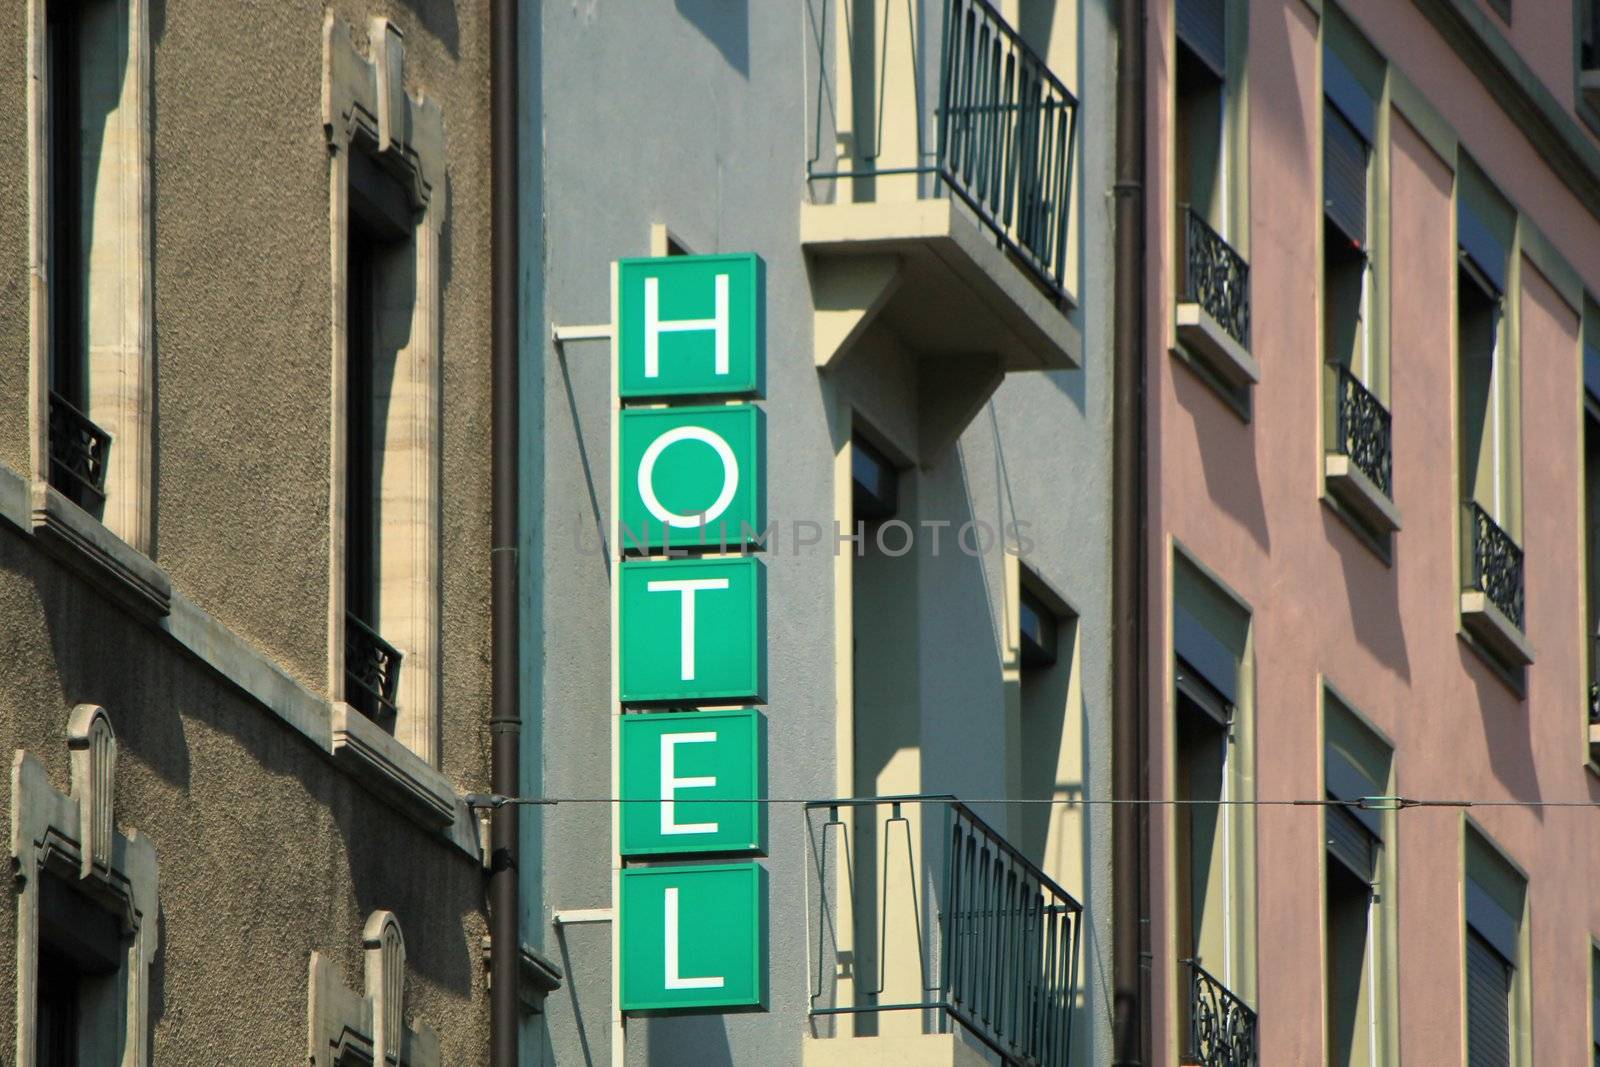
[
  {"left": 47, "top": 390, "right": 111, "bottom": 512},
  {"left": 807, "top": 0, "right": 1079, "bottom": 298},
  {"left": 1182, "top": 958, "right": 1257, "bottom": 1067},
  {"left": 1329, "top": 364, "right": 1393, "bottom": 498},
  {"left": 1463, "top": 501, "right": 1525, "bottom": 631},
  {"left": 345, "top": 613, "right": 402, "bottom": 724},
  {"left": 1180, "top": 206, "right": 1251, "bottom": 349},
  {"left": 805, "top": 795, "right": 1082, "bottom": 1066}
]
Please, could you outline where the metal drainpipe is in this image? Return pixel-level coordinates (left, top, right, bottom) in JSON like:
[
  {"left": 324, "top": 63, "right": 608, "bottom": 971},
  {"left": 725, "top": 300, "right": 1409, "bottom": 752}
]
[
  {"left": 489, "top": 0, "right": 521, "bottom": 1063},
  {"left": 1112, "top": 0, "right": 1149, "bottom": 1064}
]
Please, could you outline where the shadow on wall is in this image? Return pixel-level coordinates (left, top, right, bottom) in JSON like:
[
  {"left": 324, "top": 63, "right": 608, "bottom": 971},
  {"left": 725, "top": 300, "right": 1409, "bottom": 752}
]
[
  {"left": 647, "top": 1014, "right": 735, "bottom": 1066},
  {"left": 1459, "top": 643, "right": 1542, "bottom": 817},
  {"left": 675, "top": 0, "right": 749, "bottom": 77},
  {"left": 392, "top": 0, "right": 461, "bottom": 58},
  {"left": 1320, "top": 508, "right": 1411, "bottom": 684},
  {"left": 1171, "top": 364, "right": 1271, "bottom": 553}
]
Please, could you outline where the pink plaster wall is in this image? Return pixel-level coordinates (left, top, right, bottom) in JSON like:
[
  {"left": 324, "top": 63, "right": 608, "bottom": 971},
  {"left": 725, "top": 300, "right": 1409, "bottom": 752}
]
[{"left": 1146, "top": 0, "right": 1600, "bottom": 1062}]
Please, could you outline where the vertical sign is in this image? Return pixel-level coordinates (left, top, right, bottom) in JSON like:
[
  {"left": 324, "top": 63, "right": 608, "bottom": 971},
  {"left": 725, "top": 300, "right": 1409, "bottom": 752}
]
[{"left": 613, "top": 254, "right": 770, "bottom": 1014}]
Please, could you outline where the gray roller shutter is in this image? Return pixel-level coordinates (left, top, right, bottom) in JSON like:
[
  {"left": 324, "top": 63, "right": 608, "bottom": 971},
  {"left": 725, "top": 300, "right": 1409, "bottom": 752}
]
[
  {"left": 1324, "top": 104, "right": 1368, "bottom": 248},
  {"left": 1466, "top": 929, "right": 1512, "bottom": 1067},
  {"left": 1176, "top": 0, "right": 1226, "bottom": 79}
]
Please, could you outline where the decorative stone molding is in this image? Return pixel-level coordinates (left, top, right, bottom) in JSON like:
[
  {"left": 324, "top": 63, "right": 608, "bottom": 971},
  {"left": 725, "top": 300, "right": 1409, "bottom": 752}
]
[
  {"left": 322, "top": 13, "right": 445, "bottom": 765},
  {"left": 12, "top": 705, "right": 159, "bottom": 1067},
  {"left": 26, "top": 0, "right": 157, "bottom": 554},
  {"left": 309, "top": 910, "right": 441, "bottom": 1067}
]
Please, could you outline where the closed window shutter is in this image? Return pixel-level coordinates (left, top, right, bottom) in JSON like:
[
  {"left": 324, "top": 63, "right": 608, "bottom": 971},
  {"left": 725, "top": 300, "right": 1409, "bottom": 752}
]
[
  {"left": 1325, "top": 802, "right": 1375, "bottom": 881},
  {"left": 1466, "top": 929, "right": 1513, "bottom": 1067},
  {"left": 1176, "top": 0, "right": 1226, "bottom": 79},
  {"left": 1324, "top": 103, "right": 1368, "bottom": 248}
]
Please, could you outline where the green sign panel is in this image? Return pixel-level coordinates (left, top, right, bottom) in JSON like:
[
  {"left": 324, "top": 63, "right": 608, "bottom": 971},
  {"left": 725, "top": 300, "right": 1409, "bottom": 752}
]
[
  {"left": 617, "top": 254, "right": 764, "bottom": 400},
  {"left": 619, "top": 405, "right": 765, "bottom": 551},
  {"left": 619, "top": 557, "right": 765, "bottom": 704},
  {"left": 620, "top": 709, "right": 767, "bottom": 856},
  {"left": 620, "top": 863, "right": 768, "bottom": 1012}
]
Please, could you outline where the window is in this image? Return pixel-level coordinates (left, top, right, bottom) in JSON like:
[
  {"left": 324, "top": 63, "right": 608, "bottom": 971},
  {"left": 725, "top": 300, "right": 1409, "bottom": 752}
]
[
  {"left": 1173, "top": 0, "right": 1253, "bottom": 398},
  {"left": 1010, "top": 560, "right": 1078, "bottom": 868},
  {"left": 1456, "top": 162, "right": 1529, "bottom": 668},
  {"left": 1585, "top": 0, "right": 1600, "bottom": 72},
  {"left": 324, "top": 16, "right": 444, "bottom": 764},
  {"left": 851, "top": 435, "right": 899, "bottom": 522},
  {"left": 1172, "top": 556, "right": 1255, "bottom": 1058},
  {"left": 31, "top": 0, "right": 152, "bottom": 544},
  {"left": 1324, "top": 693, "right": 1396, "bottom": 1067},
  {"left": 1464, "top": 826, "right": 1529, "bottom": 1067},
  {"left": 13, "top": 707, "right": 158, "bottom": 1067},
  {"left": 1591, "top": 945, "right": 1600, "bottom": 1067}
]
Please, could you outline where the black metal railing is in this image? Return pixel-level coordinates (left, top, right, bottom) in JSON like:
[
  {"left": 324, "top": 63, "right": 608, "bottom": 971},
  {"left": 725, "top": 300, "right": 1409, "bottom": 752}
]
[
  {"left": 807, "top": 0, "right": 1079, "bottom": 298},
  {"left": 48, "top": 390, "right": 111, "bottom": 512},
  {"left": 1462, "top": 501, "right": 1525, "bottom": 631},
  {"left": 1182, "top": 959, "right": 1257, "bottom": 1067},
  {"left": 1180, "top": 206, "right": 1251, "bottom": 349},
  {"left": 345, "top": 613, "right": 402, "bottom": 724},
  {"left": 806, "top": 796, "right": 1081, "bottom": 1067},
  {"left": 1329, "top": 364, "right": 1393, "bottom": 498},
  {"left": 937, "top": 0, "right": 1078, "bottom": 295}
]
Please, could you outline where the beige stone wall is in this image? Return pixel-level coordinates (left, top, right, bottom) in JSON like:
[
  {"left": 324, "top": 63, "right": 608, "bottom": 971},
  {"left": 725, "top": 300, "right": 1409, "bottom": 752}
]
[{"left": 0, "top": 0, "right": 496, "bottom": 1062}]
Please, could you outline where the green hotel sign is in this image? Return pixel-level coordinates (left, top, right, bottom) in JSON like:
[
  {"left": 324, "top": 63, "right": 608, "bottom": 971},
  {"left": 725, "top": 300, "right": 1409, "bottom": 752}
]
[
  {"left": 617, "top": 254, "right": 763, "bottom": 400},
  {"left": 619, "top": 405, "right": 765, "bottom": 549},
  {"left": 614, "top": 253, "right": 769, "bottom": 1015},
  {"left": 619, "top": 863, "right": 768, "bottom": 1011},
  {"left": 619, "top": 557, "right": 765, "bottom": 704},
  {"left": 620, "top": 709, "right": 766, "bottom": 856}
]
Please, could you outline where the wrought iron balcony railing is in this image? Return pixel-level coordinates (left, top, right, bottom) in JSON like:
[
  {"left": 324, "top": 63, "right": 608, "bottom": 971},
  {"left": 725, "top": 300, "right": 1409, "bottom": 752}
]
[
  {"left": 808, "top": 0, "right": 1079, "bottom": 298},
  {"left": 1329, "top": 364, "right": 1392, "bottom": 498},
  {"left": 345, "top": 613, "right": 402, "bottom": 724},
  {"left": 48, "top": 390, "right": 111, "bottom": 512},
  {"left": 806, "top": 796, "right": 1082, "bottom": 1066},
  {"left": 1182, "top": 958, "right": 1257, "bottom": 1067},
  {"left": 1180, "top": 206, "right": 1251, "bottom": 349},
  {"left": 1462, "top": 501, "right": 1524, "bottom": 631}
]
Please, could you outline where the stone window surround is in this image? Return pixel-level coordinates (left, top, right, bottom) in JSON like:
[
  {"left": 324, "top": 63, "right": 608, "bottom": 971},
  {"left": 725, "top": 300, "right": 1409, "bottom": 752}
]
[
  {"left": 24, "top": 0, "right": 159, "bottom": 593},
  {"left": 12, "top": 705, "right": 159, "bottom": 1067},
  {"left": 308, "top": 910, "right": 440, "bottom": 1067},
  {"left": 322, "top": 13, "right": 445, "bottom": 769}
]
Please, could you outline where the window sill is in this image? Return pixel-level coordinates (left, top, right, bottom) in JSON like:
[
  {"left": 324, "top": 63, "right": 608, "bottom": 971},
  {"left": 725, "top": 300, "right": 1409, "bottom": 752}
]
[
  {"left": 30, "top": 481, "right": 171, "bottom": 617},
  {"left": 329, "top": 702, "right": 457, "bottom": 828},
  {"left": 1176, "top": 302, "right": 1259, "bottom": 390},
  {"left": 1459, "top": 591, "right": 1534, "bottom": 669},
  {"left": 1324, "top": 454, "right": 1401, "bottom": 537}
]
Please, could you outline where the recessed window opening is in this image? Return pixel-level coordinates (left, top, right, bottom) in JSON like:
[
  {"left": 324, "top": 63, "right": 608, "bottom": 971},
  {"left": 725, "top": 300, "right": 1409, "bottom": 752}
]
[
  {"left": 851, "top": 435, "right": 899, "bottom": 522},
  {"left": 1019, "top": 586, "right": 1058, "bottom": 669},
  {"left": 36, "top": 868, "right": 129, "bottom": 1067},
  {"left": 1458, "top": 257, "right": 1505, "bottom": 522}
]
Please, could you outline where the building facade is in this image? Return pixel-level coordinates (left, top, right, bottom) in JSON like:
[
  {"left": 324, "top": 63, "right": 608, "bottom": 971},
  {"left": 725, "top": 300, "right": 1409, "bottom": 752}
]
[
  {"left": 525, "top": 1, "right": 1115, "bottom": 1065},
  {"left": 1150, "top": 0, "right": 1600, "bottom": 1063},
  {"left": 0, "top": 2, "right": 532, "bottom": 1063}
]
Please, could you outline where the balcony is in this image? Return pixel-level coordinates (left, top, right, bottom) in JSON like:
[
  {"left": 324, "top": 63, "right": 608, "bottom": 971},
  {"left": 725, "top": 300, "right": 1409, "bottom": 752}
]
[
  {"left": 804, "top": 0, "right": 1081, "bottom": 460},
  {"left": 345, "top": 612, "right": 403, "bottom": 725},
  {"left": 1460, "top": 501, "right": 1532, "bottom": 667},
  {"left": 1181, "top": 959, "right": 1257, "bottom": 1067},
  {"left": 1323, "top": 364, "right": 1400, "bottom": 536},
  {"left": 804, "top": 796, "right": 1082, "bottom": 1067},
  {"left": 48, "top": 390, "right": 112, "bottom": 516},
  {"left": 1176, "top": 207, "right": 1256, "bottom": 390}
]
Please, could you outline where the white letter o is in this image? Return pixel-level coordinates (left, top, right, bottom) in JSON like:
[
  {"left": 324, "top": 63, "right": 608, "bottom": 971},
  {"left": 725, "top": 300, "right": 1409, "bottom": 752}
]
[{"left": 638, "top": 425, "right": 740, "bottom": 528}]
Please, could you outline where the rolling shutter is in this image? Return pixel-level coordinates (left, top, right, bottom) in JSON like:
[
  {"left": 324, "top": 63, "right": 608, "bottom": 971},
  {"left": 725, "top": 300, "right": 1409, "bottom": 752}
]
[
  {"left": 1459, "top": 201, "right": 1507, "bottom": 296},
  {"left": 1466, "top": 929, "right": 1512, "bottom": 1067},
  {"left": 1323, "top": 104, "right": 1368, "bottom": 248},
  {"left": 1176, "top": 0, "right": 1226, "bottom": 79},
  {"left": 1325, "top": 802, "right": 1375, "bottom": 881}
]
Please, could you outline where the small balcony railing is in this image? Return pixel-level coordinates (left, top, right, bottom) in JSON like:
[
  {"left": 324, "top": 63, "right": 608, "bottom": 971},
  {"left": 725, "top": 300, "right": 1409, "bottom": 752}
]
[
  {"left": 806, "top": 796, "right": 1082, "bottom": 1066},
  {"left": 345, "top": 613, "right": 402, "bottom": 724},
  {"left": 808, "top": 0, "right": 1079, "bottom": 298},
  {"left": 1180, "top": 206, "right": 1250, "bottom": 349},
  {"left": 1182, "top": 958, "right": 1257, "bottom": 1067},
  {"left": 48, "top": 390, "right": 111, "bottom": 513},
  {"left": 1462, "top": 501, "right": 1524, "bottom": 631},
  {"left": 1329, "top": 365, "right": 1392, "bottom": 498}
]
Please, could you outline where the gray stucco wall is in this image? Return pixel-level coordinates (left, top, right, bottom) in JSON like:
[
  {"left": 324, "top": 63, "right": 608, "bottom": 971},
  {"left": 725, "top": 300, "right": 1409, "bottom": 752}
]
[{"left": 530, "top": 2, "right": 1115, "bottom": 1066}]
